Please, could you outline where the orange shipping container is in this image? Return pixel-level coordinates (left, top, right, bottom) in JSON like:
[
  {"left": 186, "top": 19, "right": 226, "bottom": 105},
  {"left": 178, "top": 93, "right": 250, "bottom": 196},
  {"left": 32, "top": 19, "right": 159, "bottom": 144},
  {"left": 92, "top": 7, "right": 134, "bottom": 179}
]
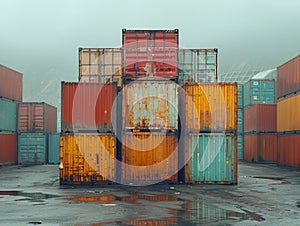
[
  {"left": 277, "top": 93, "right": 300, "bottom": 132},
  {"left": 60, "top": 134, "right": 116, "bottom": 185},
  {"left": 278, "top": 133, "right": 300, "bottom": 168},
  {"left": 244, "top": 133, "right": 277, "bottom": 163}
]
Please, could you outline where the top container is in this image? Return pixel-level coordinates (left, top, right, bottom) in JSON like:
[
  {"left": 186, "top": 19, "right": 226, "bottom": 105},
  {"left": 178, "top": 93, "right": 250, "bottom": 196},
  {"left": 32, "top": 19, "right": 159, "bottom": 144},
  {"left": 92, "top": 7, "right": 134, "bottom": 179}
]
[
  {"left": 18, "top": 102, "right": 57, "bottom": 133},
  {"left": 79, "top": 48, "right": 122, "bottom": 87},
  {"left": 0, "top": 64, "right": 22, "bottom": 102},
  {"left": 243, "top": 79, "right": 275, "bottom": 107},
  {"left": 122, "top": 29, "right": 178, "bottom": 81},
  {"left": 178, "top": 49, "right": 217, "bottom": 84},
  {"left": 277, "top": 55, "right": 300, "bottom": 99},
  {"left": 237, "top": 83, "right": 243, "bottom": 108}
]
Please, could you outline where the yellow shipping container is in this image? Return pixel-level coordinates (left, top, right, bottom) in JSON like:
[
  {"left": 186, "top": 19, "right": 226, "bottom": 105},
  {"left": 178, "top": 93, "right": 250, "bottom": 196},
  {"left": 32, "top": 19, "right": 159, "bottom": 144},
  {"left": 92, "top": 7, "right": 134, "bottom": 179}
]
[
  {"left": 180, "top": 83, "right": 237, "bottom": 132},
  {"left": 277, "top": 93, "right": 300, "bottom": 132},
  {"left": 60, "top": 134, "right": 116, "bottom": 185}
]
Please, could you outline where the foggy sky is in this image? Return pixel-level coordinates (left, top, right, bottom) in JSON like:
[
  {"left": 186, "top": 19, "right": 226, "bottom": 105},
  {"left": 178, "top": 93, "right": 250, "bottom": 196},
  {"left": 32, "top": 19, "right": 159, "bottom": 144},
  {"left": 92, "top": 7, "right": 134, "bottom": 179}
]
[{"left": 0, "top": 0, "right": 300, "bottom": 108}]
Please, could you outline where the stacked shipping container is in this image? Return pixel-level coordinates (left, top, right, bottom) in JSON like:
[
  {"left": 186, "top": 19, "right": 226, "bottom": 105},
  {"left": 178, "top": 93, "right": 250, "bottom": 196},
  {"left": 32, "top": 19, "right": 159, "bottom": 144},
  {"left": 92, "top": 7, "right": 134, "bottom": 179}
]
[{"left": 237, "top": 84, "right": 244, "bottom": 159}]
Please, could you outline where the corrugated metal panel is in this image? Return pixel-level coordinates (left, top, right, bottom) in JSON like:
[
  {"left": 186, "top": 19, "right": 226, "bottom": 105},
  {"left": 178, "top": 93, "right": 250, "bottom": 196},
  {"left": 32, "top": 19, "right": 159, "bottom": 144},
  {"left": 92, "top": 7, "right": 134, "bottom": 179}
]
[
  {"left": 121, "top": 132, "right": 178, "bottom": 184},
  {"left": 178, "top": 49, "right": 217, "bottom": 84},
  {"left": 181, "top": 83, "right": 237, "bottom": 132},
  {"left": 243, "top": 79, "right": 275, "bottom": 107},
  {"left": 18, "top": 103, "right": 57, "bottom": 133},
  {"left": 244, "top": 133, "right": 277, "bottom": 163},
  {"left": 185, "top": 133, "right": 237, "bottom": 184},
  {"left": 244, "top": 104, "right": 277, "bottom": 133},
  {"left": 0, "top": 97, "right": 17, "bottom": 132},
  {"left": 122, "top": 29, "right": 178, "bottom": 79},
  {"left": 278, "top": 133, "right": 300, "bottom": 168},
  {"left": 277, "top": 55, "right": 300, "bottom": 99},
  {"left": 237, "top": 84, "right": 243, "bottom": 108},
  {"left": 237, "top": 133, "right": 244, "bottom": 160},
  {"left": 122, "top": 80, "right": 178, "bottom": 130},
  {"left": 0, "top": 133, "right": 17, "bottom": 165},
  {"left": 79, "top": 48, "right": 122, "bottom": 87},
  {"left": 0, "top": 65, "right": 22, "bottom": 102},
  {"left": 277, "top": 93, "right": 300, "bottom": 132},
  {"left": 237, "top": 108, "right": 244, "bottom": 133},
  {"left": 61, "top": 82, "right": 117, "bottom": 133},
  {"left": 60, "top": 134, "right": 116, "bottom": 185},
  {"left": 18, "top": 133, "right": 47, "bottom": 165},
  {"left": 48, "top": 133, "right": 60, "bottom": 164}
]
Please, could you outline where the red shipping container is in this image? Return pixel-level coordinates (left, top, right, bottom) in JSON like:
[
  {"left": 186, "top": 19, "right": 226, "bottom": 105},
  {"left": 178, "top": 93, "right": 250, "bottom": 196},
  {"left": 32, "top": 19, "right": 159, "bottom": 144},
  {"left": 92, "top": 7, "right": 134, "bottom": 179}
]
[
  {"left": 277, "top": 55, "right": 300, "bottom": 99},
  {"left": 122, "top": 29, "right": 178, "bottom": 80},
  {"left": 0, "top": 65, "right": 22, "bottom": 102},
  {"left": 0, "top": 133, "right": 17, "bottom": 165},
  {"left": 244, "top": 133, "right": 277, "bottom": 163},
  {"left": 278, "top": 134, "right": 300, "bottom": 168},
  {"left": 18, "top": 103, "right": 57, "bottom": 133},
  {"left": 244, "top": 104, "right": 276, "bottom": 133},
  {"left": 61, "top": 82, "right": 117, "bottom": 133}
]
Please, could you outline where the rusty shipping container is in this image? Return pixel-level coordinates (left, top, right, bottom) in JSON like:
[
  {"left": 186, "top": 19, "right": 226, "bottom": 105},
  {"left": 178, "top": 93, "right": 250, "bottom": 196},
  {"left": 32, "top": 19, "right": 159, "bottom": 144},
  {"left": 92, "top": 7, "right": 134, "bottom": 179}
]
[
  {"left": 18, "top": 102, "right": 57, "bottom": 133},
  {"left": 122, "top": 29, "right": 178, "bottom": 80},
  {"left": 79, "top": 48, "right": 122, "bottom": 87},
  {"left": 121, "top": 132, "right": 178, "bottom": 184},
  {"left": 178, "top": 49, "right": 218, "bottom": 84},
  {"left": 277, "top": 55, "right": 300, "bottom": 99},
  {"left": 180, "top": 83, "right": 237, "bottom": 132},
  {"left": 61, "top": 82, "right": 117, "bottom": 133},
  {"left": 277, "top": 93, "right": 300, "bottom": 132},
  {"left": 278, "top": 133, "right": 300, "bottom": 168},
  {"left": 244, "top": 104, "right": 276, "bottom": 133},
  {"left": 60, "top": 134, "right": 116, "bottom": 185},
  {"left": 0, "top": 64, "right": 22, "bottom": 102},
  {"left": 122, "top": 80, "right": 178, "bottom": 131},
  {"left": 0, "top": 133, "right": 17, "bottom": 165},
  {"left": 244, "top": 133, "right": 277, "bottom": 163}
]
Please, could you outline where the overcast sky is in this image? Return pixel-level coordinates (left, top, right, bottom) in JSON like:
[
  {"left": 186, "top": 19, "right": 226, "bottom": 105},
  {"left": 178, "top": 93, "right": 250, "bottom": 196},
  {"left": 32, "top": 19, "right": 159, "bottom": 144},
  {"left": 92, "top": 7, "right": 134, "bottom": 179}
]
[{"left": 0, "top": 0, "right": 300, "bottom": 107}]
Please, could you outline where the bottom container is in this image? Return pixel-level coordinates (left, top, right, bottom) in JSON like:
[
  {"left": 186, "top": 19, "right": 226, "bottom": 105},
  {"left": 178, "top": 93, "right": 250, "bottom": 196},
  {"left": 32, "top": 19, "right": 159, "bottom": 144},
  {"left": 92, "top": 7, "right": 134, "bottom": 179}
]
[
  {"left": 185, "top": 133, "right": 237, "bottom": 184},
  {"left": 278, "top": 133, "right": 300, "bottom": 168},
  {"left": 244, "top": 133, "right": 277, "bottom": 163},
  {"left": 60, "top": 134, "right": 116, "bottom": 185},
  {"left": 237, "top": 133, "right": 244, "bottom": 159},
  {"left": 48, "top": 133, "right": 60, "bottom": 164},
  {"left": 0, "top": 133, "right": 17, "bottom": 165},
  {"left": 18, "top": 133, "right": 48, "bottom": 165}
]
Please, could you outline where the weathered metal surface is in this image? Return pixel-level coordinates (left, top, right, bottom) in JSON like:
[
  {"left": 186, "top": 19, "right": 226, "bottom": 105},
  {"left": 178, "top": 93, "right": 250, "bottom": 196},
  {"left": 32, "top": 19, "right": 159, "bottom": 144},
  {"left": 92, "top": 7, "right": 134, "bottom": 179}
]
[
  {"left": 278, "top": 133, "right": 300, "bottom": 168},
  {"left": 0, "top": 133, "right": 17, "bottom": 165},
  {"left": 237, "top": 133, "right": 244, "bottom": 160},
  {"left": 48, "top": 133, "right": 60, "bottom": 164},
  {"left": 0, "top": 97, "right": 17, "bottom": 132}
]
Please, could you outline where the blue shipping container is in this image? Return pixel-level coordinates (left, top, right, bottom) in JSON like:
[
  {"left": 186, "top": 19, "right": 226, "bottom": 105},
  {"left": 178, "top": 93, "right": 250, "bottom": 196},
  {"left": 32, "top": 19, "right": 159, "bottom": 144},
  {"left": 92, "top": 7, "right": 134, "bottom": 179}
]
[
  {"left": 237, "top": 84, "right": 243, "bottom": 108},
  {"left": 237, "top": 133, "right": 244, "bottom": 159},
  {"left": 0, "top": 97, "right": 17, "bottom": 132},
  {"left": 48, "top": 133, "right": 60, "bottom": 164},
  {"left": 237, "top": 108, "right": 244, "bottom": 133}
]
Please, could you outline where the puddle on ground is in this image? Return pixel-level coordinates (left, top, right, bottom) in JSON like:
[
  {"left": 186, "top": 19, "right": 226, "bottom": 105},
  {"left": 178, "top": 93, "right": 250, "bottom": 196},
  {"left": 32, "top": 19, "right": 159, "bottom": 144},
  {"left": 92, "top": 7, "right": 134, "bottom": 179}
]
[
  {"left": 0, "top": 191, "right": 58, "bottom": 202},
  {"left": 297, "top": 201, "right": 300, "bottom": 208},
  {"left": 250, "top": 176, "right": 290, "bottom": 184}
]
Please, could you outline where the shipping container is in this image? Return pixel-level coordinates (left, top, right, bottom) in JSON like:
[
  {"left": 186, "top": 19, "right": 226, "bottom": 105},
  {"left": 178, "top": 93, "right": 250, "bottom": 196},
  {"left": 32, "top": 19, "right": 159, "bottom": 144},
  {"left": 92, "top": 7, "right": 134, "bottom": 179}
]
[
  {"left": 244, "top": 133, "right": 277, "bottom": 163},
  {"left": 79, "top": 48, "right": 122, "bottom": 87},
  {"left": 122, "top": 80, "right": 178, "bottom": 130},
  {"left": 18, "top": 102, "right": 57, "bottom": 133},
  {"left": 0, "top": 133, "right": 17, "bottom": 165},
  {"left": 60, "top": 134, "right": 116, "bottom": 185},
  {"left": 277, "top": 55, "right": 300, "bottom": 99},
  {"left": 185, "top": 133, "right": 237, "bottom": 184},
  {"left": 237, "top": 108, "right": 244, "bottom": 133},
  {"left": 61, "top": 82, "right": 117, "bottom": 133},
  {"left": 0, "top": 97, "right": 17, "bottom": 132},
  {"left": 18, "top": 133, "right": 47, "bottom": 165},
  {"left": 48, "top": 133, "right": 60, "bottom": 164},
  {"left": 178, "top": 49, "right": 217, "bottom": 84},
  {"left": 237, "top": 133, "right": 244, "bottom": 160},
  {"left": 121, "top": 132, "right": 178, "bottom": 184},
  {"left": 277, "top": 93, "right": 300, "bottom": 132},
  {"left": 278, "top": 133, "right": 300, "bottom": 168},
  {"left": 244, "top": 104, "right": 276, "bottom": 133},
  {"left": 180, "top": 83, "right": 237, "bottom": 132},
  {"left": 243, "top": 79, "right": 275, "bottom": 107},
  {"left": 237, "top": 84, "right": 243, "bottom": 108},
  {"left": 0, "top": 64, "right": 22, "bottom": 102},
  {"left": 122, "top": 29, "right": 178, "bottom": 80}
]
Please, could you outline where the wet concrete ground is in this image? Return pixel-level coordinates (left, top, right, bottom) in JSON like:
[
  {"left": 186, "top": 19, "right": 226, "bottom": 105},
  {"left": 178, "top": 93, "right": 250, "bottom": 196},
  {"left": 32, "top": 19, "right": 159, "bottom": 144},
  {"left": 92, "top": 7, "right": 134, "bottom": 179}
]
[{"left": 0, "top": 161, "right": 299, "bottom": 225}]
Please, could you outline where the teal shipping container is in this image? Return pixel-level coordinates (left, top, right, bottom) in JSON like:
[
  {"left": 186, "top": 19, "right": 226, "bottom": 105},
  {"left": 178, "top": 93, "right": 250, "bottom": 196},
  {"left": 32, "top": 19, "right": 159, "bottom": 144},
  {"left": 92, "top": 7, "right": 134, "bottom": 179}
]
[
  {"left": 237, "top": 133, "right": 244, "bottom": 159},
  {"left": 243, "top": 79, "right": 275, "bottom": 107},
  {"left": 237, "top": 84, "right": 243, "bottom": 108},
  {"left": 185, "top": 133, "right": 237, "bottom": 184},
  {"left": 0, "top": 97, "right": 17, "bottom": 132},
  {"left": 18, "top": 133, "right": 47, "bottom": 165},
  {"left": 237, "top": 108, "right": 244, "bottom": 133},
  {"left": 48, "top": 133, "right": 60, "bottom": 164}
]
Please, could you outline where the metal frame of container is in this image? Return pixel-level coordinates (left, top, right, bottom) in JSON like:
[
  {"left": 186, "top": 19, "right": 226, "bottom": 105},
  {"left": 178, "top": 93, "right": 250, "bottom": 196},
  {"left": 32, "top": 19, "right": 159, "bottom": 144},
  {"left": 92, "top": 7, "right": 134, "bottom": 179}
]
[
  {"left": 0, "top": 133, "right": 17, "bottom": 165},
  {"left": 0, "top": 97, "right": 18, "bottom": 133}
]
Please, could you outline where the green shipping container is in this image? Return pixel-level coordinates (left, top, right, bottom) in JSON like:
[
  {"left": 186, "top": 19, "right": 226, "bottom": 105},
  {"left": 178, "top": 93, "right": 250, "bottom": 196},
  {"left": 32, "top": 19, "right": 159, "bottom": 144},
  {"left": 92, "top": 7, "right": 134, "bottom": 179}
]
[
  {"left": 0, "top": 97, "right": 17, "bottom": 132},
  {"left": 18, "top": 133, "right": 47, "bottom": 165},
  {"left": 237, "top": 84, "right": 243, "bottom": 108},
  {"left": 237, "top": 133, "right": 244, "bottom": 159},
  {"left": 243, "top": 79, "right": 275, "bottom": 107},
  {"left": 185, "top": 133, "right": 237, "bottom": 184},
  {"left": 237, "top": 108, "right": 244, "bottom": 133},
  {"left": 48, "top": 133, "right": 60, "bottom": 164}
]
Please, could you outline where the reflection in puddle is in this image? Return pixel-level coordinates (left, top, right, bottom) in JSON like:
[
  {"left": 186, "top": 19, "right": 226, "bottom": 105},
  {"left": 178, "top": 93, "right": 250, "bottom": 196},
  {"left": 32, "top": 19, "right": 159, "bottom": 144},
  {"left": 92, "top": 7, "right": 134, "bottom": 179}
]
[{"left": 0, "top": 191, "right": 58, "bottom": 202}]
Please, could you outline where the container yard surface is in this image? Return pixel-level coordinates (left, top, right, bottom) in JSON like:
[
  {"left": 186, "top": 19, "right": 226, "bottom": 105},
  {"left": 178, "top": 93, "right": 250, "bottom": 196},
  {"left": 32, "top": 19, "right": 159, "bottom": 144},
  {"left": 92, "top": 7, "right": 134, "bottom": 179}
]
[{"left": 0, "top": 162, "right": 299, "bottom": 225}]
